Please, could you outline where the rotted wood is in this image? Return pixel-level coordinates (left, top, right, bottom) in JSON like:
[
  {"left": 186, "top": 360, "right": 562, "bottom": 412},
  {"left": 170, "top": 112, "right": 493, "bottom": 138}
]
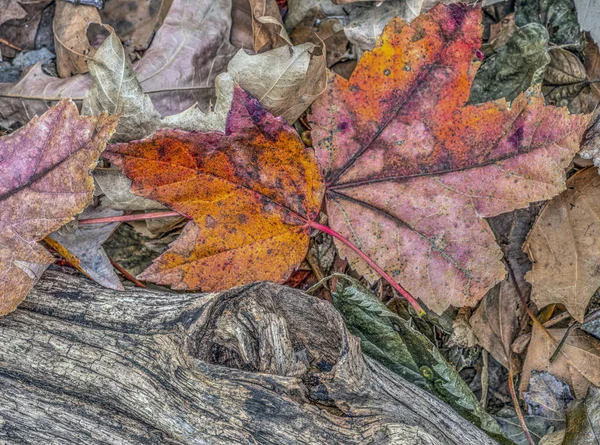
[{"left": 0, "top": 270, "right": 498, "bottom": 444}]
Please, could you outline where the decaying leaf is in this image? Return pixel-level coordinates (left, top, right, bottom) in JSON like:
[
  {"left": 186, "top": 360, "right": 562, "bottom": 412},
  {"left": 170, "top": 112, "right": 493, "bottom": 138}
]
[
  {"left": 309, "top": 4, "right": 590, "bottom": 314},
  {"left": 249, "top": 0, "right": 291, "bottom": 52},
  {"left": 53, "top": 1, "right": 101, "bottom": 77},
  {"left": 0, "top": 100, "right": 117, "bottom": 316},
  {"left": 523, "top": 168, "right": 600, "bottom": 322},
  {"left": 543, "top": 47, "right": 600, "bottom": 114},
  {"left": 470, "top": 280, "right": 522, "bottom": 371},
  {"left": 574, "top": 0, "right": 600, "bottom": 46},
  {"left": 0, "top": 0, "right": 237, "bottom": 126},
  {"left": 105, "top": 86, "right": 324, "bottom": 291},
  {"left": 0, "top": 0, "right": 52, "bottom": 58},
  {"left": 520, "top": 324, "right": 600, "bottom": 398},
  {"left": 470, "top": 23, "right": 549, "bottom": 104},
  {"left": 45, "top": 207, "right": 123, "bottom": 291},
  {"left": 523, "top": 371, "right": 573, "bottom": 432},
  {"left": 562, "top": 386, "right": 600, "bottom": 443},
  {"left": 0, "top": 0, "right": 27, "bottom": 27},
  {"left": 227, "top": 43, "right": 326, "bottom": 123},
  {"left": 332, "top": 275, "right": 505, "bottom": 439}
]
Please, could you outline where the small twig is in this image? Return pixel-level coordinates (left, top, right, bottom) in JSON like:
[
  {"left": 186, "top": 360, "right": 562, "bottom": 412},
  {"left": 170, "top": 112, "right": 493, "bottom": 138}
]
[
  {"left": 549, "top": 322, "right": 578, "bottom": 363},
  {"left": 109, "top": 258, "right": 147, "bottom": 288},
  {"left": 0, "top": 38, "right": 21, "bottom": 51},
  {"left": 480, "top": 350, "right": 489, "bottom": 410},
  {"left": 508, "top": 366, "right": 536, "bottom": 445}
]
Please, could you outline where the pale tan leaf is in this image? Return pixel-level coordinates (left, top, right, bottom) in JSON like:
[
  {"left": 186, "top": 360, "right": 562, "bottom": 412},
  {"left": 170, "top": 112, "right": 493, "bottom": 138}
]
[
  {"left": 249, "top": 0, "right": 291, "bottom": 52},
  {"left": 524, "top": 168, "right": 600, "bottom": 322},
  {"left": 228, "top": 43, "right": 326, "bottom": 123}
]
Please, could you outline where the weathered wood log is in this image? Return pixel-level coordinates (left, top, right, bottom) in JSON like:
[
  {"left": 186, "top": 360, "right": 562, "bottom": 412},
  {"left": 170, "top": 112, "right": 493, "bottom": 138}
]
[{"left": 0, "top": 270, "right": 498, "bottom": 444}]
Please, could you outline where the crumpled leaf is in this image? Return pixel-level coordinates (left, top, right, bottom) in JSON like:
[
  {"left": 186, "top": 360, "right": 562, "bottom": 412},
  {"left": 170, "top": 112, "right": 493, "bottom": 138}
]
[
  {"left": 290, "top": 14, "right": 348, "bottom": 68},
  {"left": 543, "top": 47, "right": 600, "bottom": 114},
  {"left": 249, "top": 0, "right": 291, "bottom": 52},
  {"left": 344, "top": 0, "right": 424, "bottom": 59},
  {"left": 0, "top": 100, "right": 117, "bottom": 316},
  {"left": 562, "top": 386, "right": 600, "bottom": 443},
  {"left": 309, "top": 4, "right": 590, "bottom": 314},
  {"left": 523, "top": 168, "right": 600, "bottom": 322},
  {"left": 227, "top": 42, "right": 326, "bottom": 123},
  {"left": 520, "top": 324, "right": 600, "bottom": 398},
  {"left": 524, "top": 371, "right": 573, "bottom": 430},
  {"left": 285, "top": 0, "right": 350, "bottom": 31},
  {"left": 332, "top": 275, "right": 506, "bottom": 440},
  {"left": 45, "top": 207, "right": 124, "bottom": 291},
  {"left": 105, "top": 85, "right": 324, "bottom": 291},
  {"left": 470, "top": 23, "right": 550, "bottom": 104},
  {"left": 53, "top": 1, "right": 101, "bottom": 77},
  {"left": 470, "top": 280, "right": 522, "bottom": 371},
  {"left": 516, "top": 0, "right": 583, "bottom": 48},
  {"left": 0, "top": 0, "right": 237, "bottom": 126},
  {"left": 82, "top": 27, "right": 235, "bottom": 142}
]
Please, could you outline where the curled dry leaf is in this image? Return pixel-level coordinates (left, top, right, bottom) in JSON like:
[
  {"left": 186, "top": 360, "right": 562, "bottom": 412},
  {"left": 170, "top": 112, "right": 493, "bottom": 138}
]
[
  {"left": 105, "top": 86, "right": 324, "bottom": 291},
  {"left": 523, "top": 168, "right": 600, "bottom": 322},
  {"left": 0, "top": 100, "right": 117, "bottom": 316},
  {"left": 53, "top": 1, "right": 101, "bottom": 78},
  {"left": 520, "top": 324, "right": 600, "bottom": 398},
  {"left": 249, "top": 0, "right": 291, "bottom": 52},
  {"left": 45, "top": 207, "right": 124, "bottom": 291},
  {"left": 470, "top": 280, "right": 522, "bottom": 371},
  {"left": 0, "top": 0, "right": 237, "bottom": 126},
  {"left": 309, "top": 4, "right": 590, "bottom": 314},
  {"left": 227, "top": 43, "right": 326, "bottom": 123}
]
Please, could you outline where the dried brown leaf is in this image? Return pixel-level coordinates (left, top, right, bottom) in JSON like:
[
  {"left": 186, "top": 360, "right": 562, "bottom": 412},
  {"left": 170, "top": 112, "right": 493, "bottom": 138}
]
[{"left": 249, "top": 0, "right": 291, "bottom": 52}]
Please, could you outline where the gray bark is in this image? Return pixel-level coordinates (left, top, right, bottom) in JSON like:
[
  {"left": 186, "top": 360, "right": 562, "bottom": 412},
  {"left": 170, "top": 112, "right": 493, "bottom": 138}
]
[{"left": 0, "top": 270, "right": 498, "bottom": 445}]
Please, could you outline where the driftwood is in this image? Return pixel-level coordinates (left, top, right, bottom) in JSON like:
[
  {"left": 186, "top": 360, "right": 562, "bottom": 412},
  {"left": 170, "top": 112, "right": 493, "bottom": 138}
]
[{"left": 0, "top": 270, "right": 498, "bottom": 444}]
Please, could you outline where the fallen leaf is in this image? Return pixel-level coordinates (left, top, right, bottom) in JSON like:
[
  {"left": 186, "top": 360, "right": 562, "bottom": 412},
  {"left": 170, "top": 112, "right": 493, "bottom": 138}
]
[
  {"left": 543, "top": 47, "right": 600, "bottom": 114},
  {"left": 45, "top": 207, "right": 124, "bottom": 291},
  {"left": 523, "top": 168, "right": 600, "bottom": 322},
  {"left": 0, "top": 0, "right": 237, "bottom": 126},
  {"left": 290, "top": 15, "right": 348, "bottom": 68},
  {"left": 344, "top": 0, "right": 424, "bottom": 59},
  {"left": 470, "top": 23, "right": 550, "bottom": 104},
  {"left": 470, "top": 280, "right": 522, "bottom": 371},
  {"left": 231, "top": 0, "right": 254, "bottom": 50},
  {"left": 309, "top": 4, "right": 590, "bottom": 314},
  {"left": 0, "top": 100, "right": 117, "bottom": 316},
  {"left": 520, "top": 324, "right": 600, "bottom": 398},
  {"left": 81, "top": 25, "right": 235, "bottom": 142},
  {"left": 485, "top": 13, "right": 516, "bottom": 54},
  {"left": 495, "top": 407, "right": 556, "bottom": 445},
  {"left": 285, "top": 0, "right": 349, "bottom": 31},
  {"left": 539, "top": 430, "right": 566, "bottom": 445},
  {"left": 227, "top": 42, "right": 326, "bottom": 123},
  {"left": 523, "top": 371, "right": 573, "bottom": 431},
  {"left": 94, "top": 169, "right": 166, "bottom": 211},
  {"left": 105, "top": 85, "right": 324, "bottom": 291},
  {"left": 562, "top": 386, "right": 600, "bottom": 443},
  {"left": 100, "top": 0, "right": 173, "bottom": 59},
  {"left": 249, "top": 0, "right": 291, "bottom": 52},
  {"left": 516, "top": 0, "right": 583, "bottom": 47},
  {"left": 574, "top": 0, "right": 600, "bottom": 46},
  {"left": 0, "top": 0, "right": 27, "bottom": 27},
  {"left": 53, "top": 1, "right": 101, "bottom": 77},
  {"left": 332, "top": 274, "right": 505, "bottom": 439}
]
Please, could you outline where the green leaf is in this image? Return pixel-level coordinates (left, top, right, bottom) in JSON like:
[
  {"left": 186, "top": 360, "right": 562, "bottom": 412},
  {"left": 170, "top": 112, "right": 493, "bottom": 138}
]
[
  {"left": 470, "top": 23, "right": 550, "bottom": 104},
  {"left": 515, "top": 0, "right": 583, "bottom": 47},
  {"left": 331, "top": 275, "right": 507, "bottom": 441}
]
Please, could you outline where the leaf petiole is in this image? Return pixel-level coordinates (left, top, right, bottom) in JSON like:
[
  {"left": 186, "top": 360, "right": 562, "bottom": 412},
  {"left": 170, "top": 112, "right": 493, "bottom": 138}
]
[
  {"left": 78, "top": 211, "right": 182, "bottom": 225},
  {"left": 307, "top": 220, "right": 425, "bottom": 317}
]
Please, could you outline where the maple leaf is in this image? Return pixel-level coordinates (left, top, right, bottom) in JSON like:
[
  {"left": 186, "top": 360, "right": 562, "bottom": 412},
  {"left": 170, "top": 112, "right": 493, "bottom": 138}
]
[
  {"left": 105, "top": 86, "right": 324, "bottom": 291},
  {"left": 309, "top": 4, "right": 590, "bottom": 313},
  {"left": 0, "top": 100, "right": 117, "bottom": 316}
]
